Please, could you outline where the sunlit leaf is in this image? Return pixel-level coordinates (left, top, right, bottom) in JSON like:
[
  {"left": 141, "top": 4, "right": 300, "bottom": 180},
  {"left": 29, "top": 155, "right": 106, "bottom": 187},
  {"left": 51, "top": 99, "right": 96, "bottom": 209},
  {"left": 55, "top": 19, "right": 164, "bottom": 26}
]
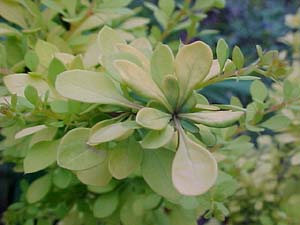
[
  {"left": 76, "top": 159, "right": 112, "bottom": 186},
  {"left": 55, "top": 70, "right": 137, "bottom": 108},
  {"left": 179, "top": 111, "right": 244, "bottom": 128},
  {"left": 172, "top": 129, "right": 218, "bottom": 196},
  {"left": 115, "top": 60, "right": 170, "bottom": 110},
  {"left": 175, "top": 41, "right": 213, "bottom": 106},
  {"left": 109, "top": 138, "right": 143, "bottom": 179},
  {"left": 15, "top": 125, "right": 47, "bottom": 139},
  {"left": 136, "top": 107, "right": 171, "bottom": 130}
]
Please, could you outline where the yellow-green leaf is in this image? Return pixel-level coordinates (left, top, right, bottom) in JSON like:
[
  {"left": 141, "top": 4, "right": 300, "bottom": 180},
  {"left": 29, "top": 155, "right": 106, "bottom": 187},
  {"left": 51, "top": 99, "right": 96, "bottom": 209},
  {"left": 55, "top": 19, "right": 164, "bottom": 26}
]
[
  {"left": 136, "top": 107, "right": 171, "bottom": 130},
  {"left": 109, "top": 138, "right": 143, "bottom": 179},
  {"left": 114, "top": 60, "right": 170, "bottom": 110},
  {"left": 140, "top": 125, "right": 174, "bottom": 149},
  {"left": 175, "top": 41, "right": 213, "bottom": 106},
  {"left": 55, "top": 70, "right": 137, "bottom": 108},
  {"left": 172, "top": 130, "right": 218, "bottom": 196},
  {"left": 57, "top": 128, "right": 107, "bottom": 171},
  {"left": 93, "top": 192, "right": 119, "bottom": 218},
  {"left": 26, "top": 174, "right": 52, "bottom": 203},
  {"left": 88, "top": 121, "right": 135, "bottom": 146},
  {"left": 24, "top": 140, "right": 60, "bottom": 173},
  {"left": 76, "top": 159, "right": 112, "bottom": 186},
  {"left": 151, "top": 44, "right": 174, "bottom": 89},
  {"left": 142, "top": 149, "right": 182, "bottom": 202},
  {"left": 179, "top": 111, "right": 244, "bottom": 128}
]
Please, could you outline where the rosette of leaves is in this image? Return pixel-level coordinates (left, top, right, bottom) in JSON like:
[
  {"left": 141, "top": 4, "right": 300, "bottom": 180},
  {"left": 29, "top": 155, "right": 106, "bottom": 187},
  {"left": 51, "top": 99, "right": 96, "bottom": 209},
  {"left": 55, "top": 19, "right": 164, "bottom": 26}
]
[{"left": 53, "top": 25, "right": 248, "bottom": 197}]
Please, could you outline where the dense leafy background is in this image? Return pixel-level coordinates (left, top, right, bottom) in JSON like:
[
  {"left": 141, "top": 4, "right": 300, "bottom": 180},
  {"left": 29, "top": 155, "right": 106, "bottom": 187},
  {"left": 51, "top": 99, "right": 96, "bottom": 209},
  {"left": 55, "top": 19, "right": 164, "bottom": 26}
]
[{"left": 0, "top": 0, "right": 300, "bottom": 224}]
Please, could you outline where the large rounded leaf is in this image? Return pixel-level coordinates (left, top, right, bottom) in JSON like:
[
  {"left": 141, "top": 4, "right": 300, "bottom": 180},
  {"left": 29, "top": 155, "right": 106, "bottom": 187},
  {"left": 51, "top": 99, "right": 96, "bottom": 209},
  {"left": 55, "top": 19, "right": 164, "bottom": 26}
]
[
  {"left": 109, "top": 138, "right": 143, "bottom": 179},
  {"left": 179, "top": 111, "right": 244, "bottom": 128},
  {"left": 55, "top": 70, "right": 136, "bottom": 108},
  {"left": 175, "top": 41, "right": 213, "bottom": 106},
  {"left": 24, "top": 140, "right": 60, "bottom": 173},
  {"left": 57, "top": 128, "right": 107, "bottom": 171},
  {"left": 76, "top": 159, "right": 112, "bottom": 186},
  {"left": 136, "top": 107, "right": 171, "bottom": 130},
  {"left": 172, "top": 130, "right": 218, "bottom": 196},
  {"left": 142, "top": 149, "right": 182, "bottom": 203}
]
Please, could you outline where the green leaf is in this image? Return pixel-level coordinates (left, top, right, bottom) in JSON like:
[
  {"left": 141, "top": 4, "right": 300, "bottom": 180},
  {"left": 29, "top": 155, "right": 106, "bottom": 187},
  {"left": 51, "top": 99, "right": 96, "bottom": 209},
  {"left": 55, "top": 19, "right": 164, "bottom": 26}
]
[
  {"left": 197, "top": 124, "right": 216, "bottom": 147},
  {"left": 55, "top": 70, "right": 136, "bottom": 108},
  {"left": 50, "top": 100, "right": 69, "bottom": 114},
  {"left": 57, "top": 128, "right": 107, "bottom": 171},
  {"left": 179, "top": 111, "right": 244, "bottom": 128},
  {"left": 140, "top": 125, "right": 174, "bottom": 149},
  {"left": 93, "top": 192, "right": 119, "bottom": 218},
  {"left": 175, "top": 41, "right": 213, "bottom": 106},
  {"left": 115, "top": 60, "right": 170, "bottom": 110},
  {"left": 250, "top": 80, "right": 268, "bottom": 102},
  {"left": 24, "top": 140, "right": 60, "bottom": 173},
  {"left": 48, "top": 57, "right": 66, "bottom": 86},
  {"left": 158, "top": 0, "right": 175, "bottom": 17},
  {"left": 172, "top": 129, "right": 218, "bottom": 195},
  {"left": 216, "top": 39, "right": 229, "bottom": 71},
  {"left": 53, "top": 168, "right": 73, "bottom": 189},
  {"left": 25, "top": 50, "right": 39, "bottom": 71},
  {"left": 232, "top": 46, "right": 244, "bottom": 69},
  {"left": 260, "top": 115, "right": 290, "bottom": 131},
  {"left": 142, "top": 149, "right": 182, "bottom": 202},
  {"left": 109, "top": 138, "right": 143, "bottom": 179},
  {"left": 151, "top": 43, "right": 174, "bottom": 89},
  {"left": 24, "top": 85, "right": 39, "bottom": 105},
  {"left": 224, "top": 61, "right": 236, "bottom": 73},
  {"left": 76, "top": 159, "right": 112, "bottom": 186},
  {"left": 162, "top": 75, "right": 179, "bottom": 108},
  {"left": 88, "top": 121, "right": 135, "bottom": 146},
  {"left": 26, "top": 174, "right": 52, "bottom": 203},
  {"left": 136, "top": 107, "right": 171, "bottom": 130}
]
